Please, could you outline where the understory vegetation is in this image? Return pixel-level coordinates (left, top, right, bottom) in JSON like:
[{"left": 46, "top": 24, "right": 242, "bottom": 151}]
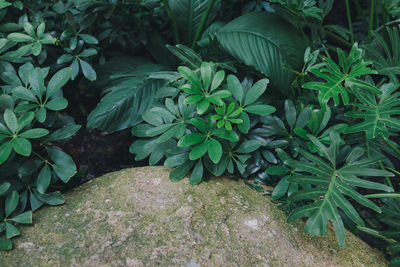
[{"left": 0, "top": 0, "right": 399, "bottom": 265}]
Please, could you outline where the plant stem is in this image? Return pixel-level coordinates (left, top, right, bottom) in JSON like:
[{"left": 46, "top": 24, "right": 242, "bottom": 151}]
[
  {"left": 345, "top": 0, "right": 354, "bottom": 43},
  {"left": 325, "top": 31, "right": 352, "bottom": 48},
  {"left": 162, "top": 0, "right": 180, "bottom": 44},
  {"left": 354, "top": 0, "right": 369, "bottom": 32},
  {"left": 382, "top": 135, "right": 400, "bottom": 157},
  {"left": 367, "top": 0, "right": 375, "bottom": 42},
  {"left": 191, "top": 0, "right": 216, "bottom": 50},
  {"left": 378, "top": 161, "right": 394, "bottom": 189}
]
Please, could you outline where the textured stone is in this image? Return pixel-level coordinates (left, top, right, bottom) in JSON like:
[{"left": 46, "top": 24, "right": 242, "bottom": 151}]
[{"left": 1, "top": 166, "right": 387, "bottom": 266}]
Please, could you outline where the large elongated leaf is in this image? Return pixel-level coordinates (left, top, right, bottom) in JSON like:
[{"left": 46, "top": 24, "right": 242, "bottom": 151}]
[
  {"left": 217, "top": 12, "right": 307, "bottom": 95},
  {"left": 87, "top": 58, "right": 167, "bottom": 132},
  {"left": 169, "top": 0, "right": 221, "bottom": 45}
]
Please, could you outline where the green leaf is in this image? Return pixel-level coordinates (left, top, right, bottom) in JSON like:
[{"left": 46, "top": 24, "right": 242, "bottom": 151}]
[
  {"left": 197, "top": 99, "right": 210, "bottom": 114},
  {"left": 10, "top": 211, "right": 32, "bottom": 224},
  {"left": 8, "top": 32, "right": 34, "bottom": 42},
  {"left": 227, "top": 75, "right": 243, "bottom": 102},
  {"left": 5, "top": 223, "right": 19, "bottom": 238},
  {"left": 5, "top": 191, "right": 18, "bottom": 217},
  {"left": 178, "top": 133, "right": 205, "bottom": 147},
  {"left": 236, "top": 140, "right": 260, "bottom": 153},
  {"left": 207, "top": 138, "right": 222, "bottom": 163},
  {"left": 345, "top": 83, "right": 400, "bottom": 139},
  {"left": 170, "top": 160, "right": 195, "bottom": 181},
  {"left": 238, "top": 112, "right": 250, "bottom": 134},
  {"left": 284, "top": 100, "right": 296, "bottom": 129},
  {"left": 244, "top": 104, "right": 276, "bottom": 115},
  {"left": 0, "top": 182, "right": 10, "bottom": 196},
  {"left": 303, "top": 43, "right": 377, "bottom": 106},
  {"left": 36, "top": 107, "right": 47, "bottom": 123},
  {"left": 47, "top": 67, "right": 72, "bottom": 98},
  {"left": 34, "top": 191, "right": 65, "bottom": 206},
  {"left": 178, "top": 66, "right": 201, "bottom": 90},
  {"left": 4, "top": 109, "right": 17, "bottom": 133},
  {"left": 47, "top": 147, "right": 76, "bottom": 183},
  {"left": 79, "top": 34, "right": 98, "bottom": 44},
  {"left": 29, "top": 67, "right": 45, "bottom": 98},
  {"left": 0, "top": 142, "right": 13, "bottom": 165},
  {"left": 190, "top": 160, "right": 203, "bottom": 185},
  {"left": 12, "top": 137, "right": 31, "bottom": 156},
  {"left": 244, "top": 78, "right": 269, "bottom": 106},
  {"left": 189, "top": 141, "right": 208, "bottom": 160},
  {"left": 79, "top": 59, "right": 97, "bottom": 81},
  {"left": 12, "top": 86, "right": 36, "bottom": 102},
  {"left": 266, "top": 166, "right": 291, "bottom": 175},
  {"left": 213, "top": 128, "right": 239, "bottom": 141},
  {"left": 44, "top": 124, "right": 81, "bottom": 142},
  {"left": 45, "top": 97, "right": 68, "bottom": 111},
  {"left": 201, "top": 62, "right": 212, "bottom": 90},
  {"left": 19, "top": 128, "right": 49, "bottom": 139},
  {"left": 217, "top": 12, "right": 306, "bottom": 95},
  {"left": 190, "top": 118, "right": 207, "bottom": 132},
  {"left": 164, "top": 153, "right": 189, "bottom": 167},
  {"left": 169, "top": 0, "right": 221, "bottom": 45},
  {"left": 0, "top": 238, "right": 12, "bottom": 251},
  {"left": 87, "top": 59, "right": 166, "bottom": 132},
  {"left": 36, "top": 164, "right": 51, "bottom": 194},
  {"left": 210, "top": 70, "right": 225, "bottom": 91}
]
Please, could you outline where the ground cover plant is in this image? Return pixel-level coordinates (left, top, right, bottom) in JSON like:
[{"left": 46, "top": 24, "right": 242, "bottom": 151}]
[{"left": 0, "top": 0, "right": 399, "bottom": 265}]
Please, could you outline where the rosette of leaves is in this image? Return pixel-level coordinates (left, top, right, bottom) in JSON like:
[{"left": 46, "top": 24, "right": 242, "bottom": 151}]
[
  {"left": 131, "top": 64, "right": 276, "bottom": 184},
  {"left": 5, "top": 21, "right": 55, "bottom": 60},
  {"left": 303, "top": 43, "right": 378, "bottom": 107},
  {"left": 284, "top": 131, "right": 394, "bottom": 247},
  {"left": 11, "top": 64, "right": 72, "bottom": 123}
]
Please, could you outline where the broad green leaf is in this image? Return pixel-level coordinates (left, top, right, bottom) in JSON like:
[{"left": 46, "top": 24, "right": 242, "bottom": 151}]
[
  {"left": 0, "top": 182, "right": 10, "bottom": 196},
  {"left": 169, "top": 0, "right": 221, "bottom": 45},
  {"left": 244, "top": 78, "right": 269, "bottom": 106},
  {"left": 236, "top": 140, "right": 260, "bottom": 153},
  {"left": 4, "top": 109, "right": 17, "bottom": 133},
  {"left": 0, "top": 238, "right": 12, "bottom": 251},
  {"left": 0, "top": 142, "right": 13, "bottom": 165},
  {"left": 213, "top": 128, "right": 239, "bottom": 141},
  {"left": 12, "top": 86, "right": 36, "bottom": 102},
  {"left": 12, "top": 137, "right": 31, "bottom": 156},
  {"left": 8, "top": 32, "right": 33, "bottom": 42},
  {"left": 47, "top": 147, "right": 76, "bottom": 183},
  {"left": 29, "top": 67, "right": 45, "bottom": 98},
  {"left": 227, "top": 75, "right": 243, "bottom": 102},
  {"left": 217, "top": 12, "right": 306, "bottom": 95},
  {"left": 44, "top": 124, "right": 81, "bottom": 142},
  {"left": 244, "top": 104, "right": 276, "bottom": 115},
  {"left": 45, "top": 97, "right": 68, "bottom": 111},
  {"left": 285, "top": 100, "right": 296, "bottom": 129},
  {"left": 201, "top": 62, "right": 212, "bottom": 89},
  {"left": 170, "top": 160, "right": 195, "bottom": 181},
  {"left": 207, "top": 138, "right": 222, "bottom": 163},
  {"left": 189, "top": 141, "right": 208, "bottom": 160},
  {"left": 79, "top": 34, "right": 98, "bottom": 44},
  {"left": 5, "top": 191, "right": 18, "bottom": 217},
  {"left": 87, "top": 59, "right": 166, "bottom": 132},
  {"left": 47, "top": 67, "right": 72, "bottom": 98},
  {"left": 210, "top": 70, "right": 225, "bottom": 91},
  {"left": 79, "top": 59, "right": 96, "bottom": 81},
  {"left": 34, "top": 191, "right": 65, "bottom": 206},
  {"left": 36, "top": 164, "right": 51, "bottom": 194},
  {"left": 5, "top": 223, "right": 19, "bottom": 238},
  {"left": 10, "top": 211, "right": 32, "bottom": 224},
  {"left": 178, "top": 133, "right": 205, "bottom": 147},
  {"left": 190, "top": 160, "right": 203, "bottom": 185},
  {"left": 19, "top": 128, "right": 49, "bottom": 139}
]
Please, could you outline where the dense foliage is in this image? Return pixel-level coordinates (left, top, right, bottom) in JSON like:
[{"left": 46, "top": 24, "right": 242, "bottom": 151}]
[{"left": 0, "top": 0, "right": 399, "bottom": 265}]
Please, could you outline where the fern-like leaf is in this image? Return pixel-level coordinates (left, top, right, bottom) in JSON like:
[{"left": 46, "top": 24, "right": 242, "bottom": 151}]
[
  {"left": 345, "top": 83, "right": 400, "bottom": 139},
  {"left": 365, "top": 26, "right": 400, "bottom": 82},
  {"left": 303, "top": 43, "right": 377, "bottom": 106},
  {"left": 285, "top": 131, "right": 394, "bottom": 247}
]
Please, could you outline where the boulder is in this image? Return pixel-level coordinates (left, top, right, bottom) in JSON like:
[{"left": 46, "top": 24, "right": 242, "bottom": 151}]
[{"left": 1, "top": 166, "right": 387, "bottom": 266}]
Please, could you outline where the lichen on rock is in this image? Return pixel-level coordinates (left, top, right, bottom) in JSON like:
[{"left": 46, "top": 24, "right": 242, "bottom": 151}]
[{"left": 1, "top": 166, "right": 387, "bottom": 266}]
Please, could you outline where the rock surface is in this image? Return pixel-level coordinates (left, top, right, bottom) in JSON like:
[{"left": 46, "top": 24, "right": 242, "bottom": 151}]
[{"left": 1, "top": 166, "right": 387, "bottom": 266}]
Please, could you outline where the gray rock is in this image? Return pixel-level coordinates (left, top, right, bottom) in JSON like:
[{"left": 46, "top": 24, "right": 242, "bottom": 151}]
[{"left": 1, "top": 166, "right": 387, "bottom": 266}]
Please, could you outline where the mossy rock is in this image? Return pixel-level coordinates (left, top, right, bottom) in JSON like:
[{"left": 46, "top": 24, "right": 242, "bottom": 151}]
[{"left": 1, "top": 166, "right": 387, "bottom": 266}]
